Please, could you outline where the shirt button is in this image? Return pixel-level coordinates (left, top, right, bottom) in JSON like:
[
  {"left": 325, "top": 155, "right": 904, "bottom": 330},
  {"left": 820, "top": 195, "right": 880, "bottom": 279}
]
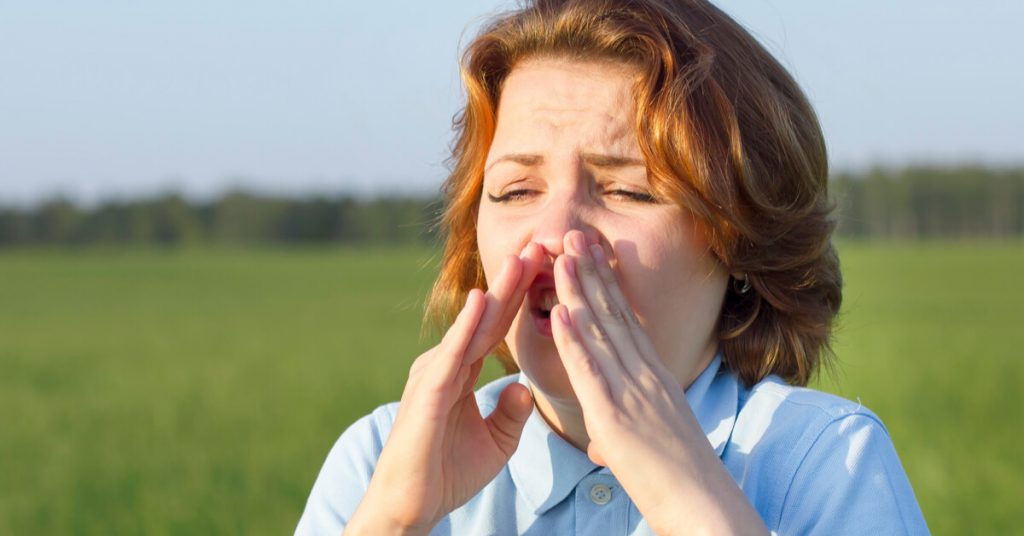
[{"left": 589, "top": 484, "right": 612, "bottom": 505}]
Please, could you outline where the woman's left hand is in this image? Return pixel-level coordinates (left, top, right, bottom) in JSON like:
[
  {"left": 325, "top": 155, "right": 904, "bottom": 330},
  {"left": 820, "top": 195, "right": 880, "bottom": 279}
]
[{"left": 549, "top": 230, "right": 768, "bottom": 536}]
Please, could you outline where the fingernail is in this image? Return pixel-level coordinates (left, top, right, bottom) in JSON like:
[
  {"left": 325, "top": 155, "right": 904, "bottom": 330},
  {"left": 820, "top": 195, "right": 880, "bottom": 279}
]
[
  {"left": 556, "top": 305, "right": 570, "bottom": 325},
  {"left": 565, "top": 255, "right": 576, "bottom": 278},
  {"left": 570, "top": 232, "right": 586, "bottom": 254},
  {"left": 589, "top": 244, "right": 605, "bottom": 264},
  {"left": 519, "top": 242, "right": 532, "bottom": 259}
]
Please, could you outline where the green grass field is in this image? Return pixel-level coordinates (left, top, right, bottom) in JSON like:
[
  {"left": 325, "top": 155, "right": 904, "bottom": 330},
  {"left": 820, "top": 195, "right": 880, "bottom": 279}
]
[{"left": 0, "top": 243, "right": 1021, "bottom": 534}]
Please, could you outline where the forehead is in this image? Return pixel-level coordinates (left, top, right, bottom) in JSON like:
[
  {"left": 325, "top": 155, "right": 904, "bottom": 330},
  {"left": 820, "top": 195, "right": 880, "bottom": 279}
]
[{"left": 492, "top": 58, "right": 641, "bottom": 153}]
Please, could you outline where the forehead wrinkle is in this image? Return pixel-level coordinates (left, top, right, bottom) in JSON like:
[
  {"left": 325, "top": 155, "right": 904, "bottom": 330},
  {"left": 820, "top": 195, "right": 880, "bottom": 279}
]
[
  {"left": 490, "top": 59, "right": 643, "bottom": 164},
  {"left": 505, "top": 61, "right": 634, "bottom": 115}
]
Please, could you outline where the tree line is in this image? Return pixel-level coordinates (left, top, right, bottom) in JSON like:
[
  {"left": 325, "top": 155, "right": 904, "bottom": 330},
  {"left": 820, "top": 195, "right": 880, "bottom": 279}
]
[
  {"left": 0, "top": 192, "right": 441, "bottom": 246},
  {"left": 831, "top": 165, "right": 1024, "bottom": 239},
  {"left": 1, "top": 165, "right": 1022, "bottom": 247}
]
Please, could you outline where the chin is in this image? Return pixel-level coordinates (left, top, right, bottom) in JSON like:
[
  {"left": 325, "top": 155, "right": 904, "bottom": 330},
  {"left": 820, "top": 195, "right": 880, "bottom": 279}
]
[{"left": 510, "top": 321, "right": 578, "bottom": 403}]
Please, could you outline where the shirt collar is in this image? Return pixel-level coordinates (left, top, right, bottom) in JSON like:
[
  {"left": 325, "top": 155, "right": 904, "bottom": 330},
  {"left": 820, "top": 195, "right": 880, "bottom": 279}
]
[{"left": 507, "top": 353, "right": 739, "bottom": 515}]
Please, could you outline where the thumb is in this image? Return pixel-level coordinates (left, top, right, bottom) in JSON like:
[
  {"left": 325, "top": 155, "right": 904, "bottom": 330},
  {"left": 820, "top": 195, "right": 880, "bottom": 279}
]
[{"left": 485, "top": 383, "right": 534, "bottom": 458}]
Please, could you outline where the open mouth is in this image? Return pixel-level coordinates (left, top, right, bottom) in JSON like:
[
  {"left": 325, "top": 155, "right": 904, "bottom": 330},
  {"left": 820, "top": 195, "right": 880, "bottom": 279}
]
[
  {"left": 535, "top": 288, "right": 558, "bottom": 319},
  {"left": 527, "top": 273, "right": 558, "bottom": 336}
]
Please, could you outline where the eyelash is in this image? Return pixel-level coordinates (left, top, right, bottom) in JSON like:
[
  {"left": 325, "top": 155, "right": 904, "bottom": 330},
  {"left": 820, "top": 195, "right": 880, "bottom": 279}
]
[{"left": 487, "top": 188, "right": 657, "bottom": 204}]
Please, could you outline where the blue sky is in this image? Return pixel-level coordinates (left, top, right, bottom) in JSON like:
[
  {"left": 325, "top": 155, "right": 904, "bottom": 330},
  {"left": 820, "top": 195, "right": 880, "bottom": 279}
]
[{"left": 1, "top": 0, "right": 1021, "bottom": 206}]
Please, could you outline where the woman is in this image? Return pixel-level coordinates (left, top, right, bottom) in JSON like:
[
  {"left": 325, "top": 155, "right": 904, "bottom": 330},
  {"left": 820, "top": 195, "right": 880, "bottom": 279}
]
[{"left": 298, "top": 0, "right": 929, "bottom": 534}]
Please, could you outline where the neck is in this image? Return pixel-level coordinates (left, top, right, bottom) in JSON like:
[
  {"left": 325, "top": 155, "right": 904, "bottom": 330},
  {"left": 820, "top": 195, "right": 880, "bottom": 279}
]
[
  {"left": 530, "top": 387, "right": 592, "bottom": 454},
  {"left": 525, "top": 345, "right": 720, "bottom": 456}
]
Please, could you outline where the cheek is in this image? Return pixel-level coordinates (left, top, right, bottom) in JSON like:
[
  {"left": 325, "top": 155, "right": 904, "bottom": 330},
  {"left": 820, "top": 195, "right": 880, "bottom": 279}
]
[
  {"left": 613, "top": 223, "right": 722, "bottom": 320},
  {"left": 475, "top": 219, "right": 501, "bottom": 288},
  {"left": 613, "top": 240, "right": 674, "bottom": 316},
  {"left": 476, "top": 209, "right": 532, "bottom": 287}
]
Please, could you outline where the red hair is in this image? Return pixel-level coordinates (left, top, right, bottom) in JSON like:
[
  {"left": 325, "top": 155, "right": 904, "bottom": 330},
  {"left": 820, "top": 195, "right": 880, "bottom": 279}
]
[{"left": 426, "top": 0, "right": 841, "bottom": 387}]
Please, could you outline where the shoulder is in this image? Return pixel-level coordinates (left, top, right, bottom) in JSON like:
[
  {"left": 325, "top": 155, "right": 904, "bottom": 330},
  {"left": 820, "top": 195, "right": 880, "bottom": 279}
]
[
  {"left": 727, "top": 376, "right": 929, "bottom": 534},
  {"left": 740, "top": 375, "right": 880, "bottom": 425},
  {"left": 730, "top": 375, "right": 888, "bottom": 475},
  {"left": 731, "top": 375, "right": 890, "bottom": 458},
  {"left": 294, "top": 402, "right": 398, "bottom": 535},
  {"left": 729, "top": 376, "right": 880, "bottom": 480}
]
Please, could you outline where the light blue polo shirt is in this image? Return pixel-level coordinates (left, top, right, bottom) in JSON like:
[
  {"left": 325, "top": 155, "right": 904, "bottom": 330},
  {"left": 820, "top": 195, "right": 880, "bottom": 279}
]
[{"left": 296, "top": 355, "right": 929, "bottom": 535}]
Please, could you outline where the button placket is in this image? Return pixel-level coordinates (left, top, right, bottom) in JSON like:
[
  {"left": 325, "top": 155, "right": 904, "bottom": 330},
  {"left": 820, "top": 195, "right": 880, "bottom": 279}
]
[{"left": 575, "top": 474, "right": 627, "bottom": 535}]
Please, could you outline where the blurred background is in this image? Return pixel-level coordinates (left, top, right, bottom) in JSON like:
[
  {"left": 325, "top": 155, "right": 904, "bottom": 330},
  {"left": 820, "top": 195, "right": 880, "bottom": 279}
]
[{"left": 1, "top": 0, "right": 1021, "bottom": 533}]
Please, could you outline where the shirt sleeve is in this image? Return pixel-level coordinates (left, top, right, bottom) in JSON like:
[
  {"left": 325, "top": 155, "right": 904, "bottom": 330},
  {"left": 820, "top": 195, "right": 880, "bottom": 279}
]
[
  {"left": 775, "top": 413, "right": 930, "bottom": 535},
  {"left": 294, "top": 408, "right": 390, "bottom": 536}
]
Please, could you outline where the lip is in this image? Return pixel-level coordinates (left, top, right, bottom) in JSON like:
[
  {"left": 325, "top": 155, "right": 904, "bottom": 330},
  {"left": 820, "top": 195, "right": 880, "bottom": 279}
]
[{"left": 527, "top": 272, "right": 556, "bottom": 338}]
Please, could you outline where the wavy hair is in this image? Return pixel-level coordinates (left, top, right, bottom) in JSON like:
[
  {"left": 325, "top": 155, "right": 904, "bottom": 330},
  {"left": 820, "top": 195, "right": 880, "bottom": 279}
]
[{"left": 425, "top": 0, "right": 841, "bottom": 387}]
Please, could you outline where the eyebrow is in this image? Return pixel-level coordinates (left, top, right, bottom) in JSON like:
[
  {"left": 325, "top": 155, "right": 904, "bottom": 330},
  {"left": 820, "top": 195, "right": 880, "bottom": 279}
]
[
  {"left": 582, "top": 153, "right": 645, "bottom": 168},
  {"left": 485, "top": 153, "right": 543, "bottom": 172},
  {"left": 484, "top": 152, "right": 645, "bottom": 172}
]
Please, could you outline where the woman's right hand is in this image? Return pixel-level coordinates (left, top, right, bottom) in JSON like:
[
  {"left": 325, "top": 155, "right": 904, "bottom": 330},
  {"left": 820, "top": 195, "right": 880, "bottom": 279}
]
[{"left": 344, "top": 243, "right": 542, "bottom": 536}]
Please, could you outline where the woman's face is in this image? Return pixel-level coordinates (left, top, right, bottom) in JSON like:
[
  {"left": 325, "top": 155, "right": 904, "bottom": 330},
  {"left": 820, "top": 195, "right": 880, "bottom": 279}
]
[{"left": 476, "top": 58, "right": 728, "bottom": 403}]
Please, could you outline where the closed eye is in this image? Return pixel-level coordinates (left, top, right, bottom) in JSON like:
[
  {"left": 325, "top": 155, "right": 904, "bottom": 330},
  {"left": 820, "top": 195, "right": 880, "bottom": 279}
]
[
  {"left": 605, "top": 188, "right": 658, "bottom": 203},
  {"left": 486, "top": 189, "right": 537, "bottom": 203},
  {"left": 488, "top": 188, "right": 658, "bottom": 203}
]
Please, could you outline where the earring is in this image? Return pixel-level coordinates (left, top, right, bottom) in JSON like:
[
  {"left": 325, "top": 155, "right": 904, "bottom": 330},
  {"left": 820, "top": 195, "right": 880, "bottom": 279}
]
[{"left": 733, "top": 274, "right": 752, "bottom": 295}]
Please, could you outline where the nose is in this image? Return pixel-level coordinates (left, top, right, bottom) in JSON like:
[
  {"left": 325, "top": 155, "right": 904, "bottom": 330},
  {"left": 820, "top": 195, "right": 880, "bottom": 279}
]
[{"left": 530, "top": 193, "right": 600, "bottom": 260}]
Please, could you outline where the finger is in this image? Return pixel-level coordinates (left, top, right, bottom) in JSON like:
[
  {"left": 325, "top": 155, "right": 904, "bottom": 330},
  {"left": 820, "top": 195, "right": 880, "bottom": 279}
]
[
  {"left": 394, "top": 289, "right": 487, "bottom": 443},
  {"left": 458, "top": 355, "right": 486, "bottom": 397},
  {"left": 478, "top": 242, "right": 542, "bottom": 354},
  {"left": 484, "top": 383, "right": 534, "bottom": 458},
  {"left": 584, "top": 242, "right": 664, "bottom": 371},
  {"left": 586, "top": 243, "right": 641, "bottom": 328},
  {"left": 461, "top": 253, "right": 520, "bottom": 363},
  {"left": 550, "top": 303, "right": 615, "bottom": 414},
  {"left": 563, "top": 231, "right": 645, "bottom": 374},
  {"left": 404, "top": 285, "right": 483, "bottom": 392},
  {"left": 553, "top": 252, "right": 618, "bottom": 380},
  {"left": 462, "top": 242, "right": 542, "bottom": 364},
  {"left": 554, "top": 236, "right": 625, "bottom": 379},
  {"left": 430, "top": 288, "right": 488, "bottom": 386}
]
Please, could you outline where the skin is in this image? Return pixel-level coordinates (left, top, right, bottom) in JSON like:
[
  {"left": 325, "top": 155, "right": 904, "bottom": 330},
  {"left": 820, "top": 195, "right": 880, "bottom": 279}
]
[
  {"left": 346, "top": 59, "right": 768, "bottom": 535},
  {"left": 346, "top": 246, "right": 544, "bottom": 536},
  {"left": 476, "top": 59, "right": 728, "bottom": 448}
]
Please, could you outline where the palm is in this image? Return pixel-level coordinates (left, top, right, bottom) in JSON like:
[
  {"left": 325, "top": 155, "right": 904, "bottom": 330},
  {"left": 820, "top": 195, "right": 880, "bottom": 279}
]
[
  {"left": 350, "top": 247, "right": 541, "bottom": 534},
  {"left": 442, "top": 392, "right": 515, "bottom": 505}
]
